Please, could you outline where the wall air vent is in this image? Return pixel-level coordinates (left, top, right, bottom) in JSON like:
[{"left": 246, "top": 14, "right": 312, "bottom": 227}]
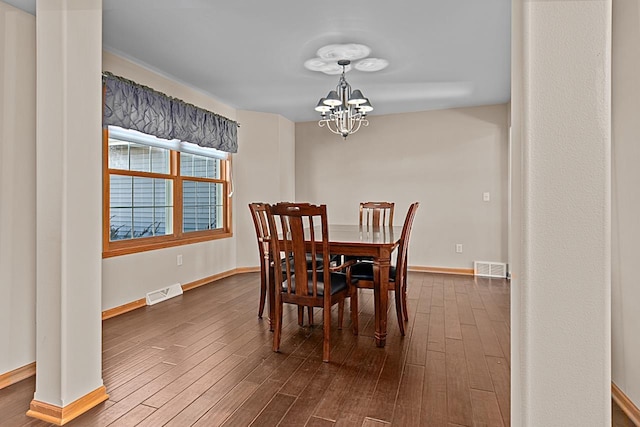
[
  {"left": 146, "top": 283, "right": 183, "bottom": 306},
  {"left": 473, "top": 261, "right": 507, "bottom": 279}
]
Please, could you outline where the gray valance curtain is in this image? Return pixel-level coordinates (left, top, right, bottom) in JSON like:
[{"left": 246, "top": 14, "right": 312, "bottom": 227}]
[{"left": 103, "top": 72, "right": 238, "bottom": 153}]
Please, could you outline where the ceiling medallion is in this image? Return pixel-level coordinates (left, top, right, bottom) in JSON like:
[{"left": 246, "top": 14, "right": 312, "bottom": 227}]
[{"left": 304, "top": 43, "right": 388, "bottom": 75}]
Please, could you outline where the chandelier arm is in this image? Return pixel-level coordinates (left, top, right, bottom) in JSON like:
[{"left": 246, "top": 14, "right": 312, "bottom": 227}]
[
  {"left": 328, "top": 120, "right": 343, "bottom": 135},
  {"left": 318, "top": 118, "right": 342, "bottom": 135},
  {"left": 351, "top": 117, "right": 362, "bottom": 134}
]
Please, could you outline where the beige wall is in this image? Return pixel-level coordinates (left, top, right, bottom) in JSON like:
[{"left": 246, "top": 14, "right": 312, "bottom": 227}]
[
  {"left": 279, "top": 115, "right": 296, "bottom": 200},
  {"left": 295, "top": 105, "right": 509, "bottom": 270},
  {"left": 0, "top": 1, "right": 36, "bottom": 376},
  {"left": 612, "top": 0, "right": 640, "bottom": 408},
  {"left": 234, "top": 111, "right": 296, "bottom": 269}
]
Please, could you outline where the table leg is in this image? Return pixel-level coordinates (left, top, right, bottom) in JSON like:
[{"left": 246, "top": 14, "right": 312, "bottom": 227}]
[
  {"left": 267, "top": 255, "right": 275, "bottom": 332},
  {"left": 373, "top": 248, "right": 392, "bottom": 347}
]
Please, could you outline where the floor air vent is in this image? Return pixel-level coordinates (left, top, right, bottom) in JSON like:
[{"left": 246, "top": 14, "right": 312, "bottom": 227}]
[
  {"left": 474, "top": 261, "right": 507, "bottom": 278},
  {"left": 146, "top": 283, "right": 183, "bottom": 306}
]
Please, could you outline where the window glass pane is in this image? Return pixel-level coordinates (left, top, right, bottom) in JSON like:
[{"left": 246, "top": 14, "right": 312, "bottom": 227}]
[
  {"left": 196, "top": 181, "right": 210, "bottom": 205},
  {"left": 133, "top": 177, "right": 154, "bottom": 206},
  {"left": 129, "top": 144, "right": 150, "bottom": 172},
  {"left": 130, "top": 206, "right": 171, "bottom": 238},
  {"left": 108, "top": 140, "right": 130, "bottom": 170},
  {"left": 109, "top": 174, "right": 173, "bottom": 241},
  {"left": 133, "top": 207, "right": 155, "bottom": 238},
  {"left": 215, "top": 203, "right": 224, "bottom": 229},
  {"left": 108, "top": 139, "right": 169, "bottom": 174},
  {"left": 197, "top": 206, "right": 210, "bottom": 230},
  {"left": 149, "top": 146, "right": 170, "bottom": 174},
  {"left": 110, "top": 175, "right": 132, "bottom": 207},
  {"left": 180, "top": 153, "right": 193, "bottom": 176},
  {"left": 193, "top": 156, "right": 207, "bottom": 178},
  {"left": 183, "top": 180, "right": 196, "bottom": 206},
  {"left": 183, "top": 206, "right": 196, "bottom": 232},
  {"left": 182, "top": 180, "right": 223, "bottom": 232},
  {"left": 154, "top": 207, "right": 169, "bottom": 235},
  {"left": 154, "top": 179, "right": 169, "bottom": 205},
  {"left": 109, "top": 207, "right": 132, "bottom": 241},
  {"left": 180, "top": 152, "right": 220, "bottom": 179},
  {"left": 210, "top": 183, "right": 223, "bottom": 230}
]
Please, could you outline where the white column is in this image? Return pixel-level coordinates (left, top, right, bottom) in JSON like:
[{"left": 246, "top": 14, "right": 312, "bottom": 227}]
[
  {"left": 28, "top": 0, "right": 106, "bottom": 423},
  {"left": 511, "top": 0, "right": 611, "bottom": 425}
]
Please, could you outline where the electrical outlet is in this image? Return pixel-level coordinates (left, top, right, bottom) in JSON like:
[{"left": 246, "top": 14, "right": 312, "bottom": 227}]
[
  {"left": 456, "top": 244, "right": 463, "bottom": 253},
  {"left": 483, "top": 192, "right": 491, "bottom": 202},
  {"left": 177, "top": 254, "right": 183, "bottom": 266}
]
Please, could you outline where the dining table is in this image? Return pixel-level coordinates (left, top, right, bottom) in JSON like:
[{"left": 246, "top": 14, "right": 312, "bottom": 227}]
[{"left": 269, "top": 224, "right": 403, "bottom": 347}]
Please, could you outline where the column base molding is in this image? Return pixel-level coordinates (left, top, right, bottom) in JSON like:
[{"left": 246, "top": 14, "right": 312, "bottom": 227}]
[{"left": 26, "top": 385, "right": 108, "bottom": 426}]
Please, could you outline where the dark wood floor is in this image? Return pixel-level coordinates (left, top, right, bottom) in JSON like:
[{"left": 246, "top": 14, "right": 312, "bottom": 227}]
[
  {"left": 3, "top": 272, "right": 512, "bottom": 426},
  {"left": 613, "top": 399, "right": 637, "bottom": 427}
]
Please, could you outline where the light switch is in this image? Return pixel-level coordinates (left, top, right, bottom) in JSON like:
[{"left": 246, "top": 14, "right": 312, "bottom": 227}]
[{"left": 483, "top": 192, "right": 490, "bottom": 202}]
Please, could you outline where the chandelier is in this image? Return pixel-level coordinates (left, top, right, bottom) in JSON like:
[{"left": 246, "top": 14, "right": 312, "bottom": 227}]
[{"left": 314, "top": 60, "right": 373, "bottom": 139}]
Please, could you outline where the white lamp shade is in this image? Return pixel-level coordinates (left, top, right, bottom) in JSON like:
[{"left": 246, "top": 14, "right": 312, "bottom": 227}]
[
  {"left": 347, "top": 89, "right": 366, "bottom": 105},
  {"left": 358, "top": 99, "right": 373, "bottom": 112},
  {"left": 315, "top": 98, "right": 332, "bottom": 112},
  {"left": 323, "top": 91, "right": 342, "bottom": 107}
]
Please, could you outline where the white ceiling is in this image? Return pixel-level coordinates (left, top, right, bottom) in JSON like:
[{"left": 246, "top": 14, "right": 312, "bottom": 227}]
[{"left": 5, "top": 0, "right": 511, "bottom": 123}]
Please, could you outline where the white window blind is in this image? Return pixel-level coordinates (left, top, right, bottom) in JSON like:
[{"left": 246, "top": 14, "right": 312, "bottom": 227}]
[{"left": 108, "top": 126, "right": 229, "bottom": 160}]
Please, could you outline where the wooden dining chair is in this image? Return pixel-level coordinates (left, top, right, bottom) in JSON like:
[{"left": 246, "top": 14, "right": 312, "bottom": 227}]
[
  {"left": 350, "top": 202, "right": 419, "bottom": 336},
  {"left": 359, "top": 201, "right": 395, "bottom": 227},
  {"left": 345, "top": 201, "right": 396, "bottom": 264},
  {"left": 264, "top": 202, "right": 322, "bottom": 327},
  {"left": 249, "top": 201, "right": 337, "bottom": 325},
  {"left": 265, "top": 202, "right": 357, "bottom": 362},
  {"left": 248, "top": 202, "right": 272, "bottom": 319}
]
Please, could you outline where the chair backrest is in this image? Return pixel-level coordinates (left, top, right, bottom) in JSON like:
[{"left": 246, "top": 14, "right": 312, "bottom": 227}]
[
  {"left": 395, "top": 202, "right": 420, "bottom": 286},
  {"left": 265, "top": 203, "right": 331, "bottom": 300},
  {"left": 359, "top": 201, "right": 395, "bottom": 227},
  {"left": 248, "top": 203, "right": 270, "bottom": 258}
]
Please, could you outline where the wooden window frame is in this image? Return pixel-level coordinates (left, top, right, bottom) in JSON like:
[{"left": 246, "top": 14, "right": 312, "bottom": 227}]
[{"left": 102, "top": 128, "right": 233, "bottom": 258}]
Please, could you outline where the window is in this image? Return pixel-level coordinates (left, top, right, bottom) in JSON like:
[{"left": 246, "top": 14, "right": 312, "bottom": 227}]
[{"left": 103, "top": 126, "right": 232, "bottom": 257}]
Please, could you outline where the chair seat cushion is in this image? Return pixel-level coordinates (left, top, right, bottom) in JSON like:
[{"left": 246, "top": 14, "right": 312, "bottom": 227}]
[
  {"left": 280, "top": 255, "right": 320, "bottom": 273},
  {"left": 282, "top": 271, "right": 356, "bottom": 296},
  {"left": 350, "top": 261, "right": 397, "bottom": 282},
  {"left": 280, "top": 254, "right": 340, "bottom": 273}
]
